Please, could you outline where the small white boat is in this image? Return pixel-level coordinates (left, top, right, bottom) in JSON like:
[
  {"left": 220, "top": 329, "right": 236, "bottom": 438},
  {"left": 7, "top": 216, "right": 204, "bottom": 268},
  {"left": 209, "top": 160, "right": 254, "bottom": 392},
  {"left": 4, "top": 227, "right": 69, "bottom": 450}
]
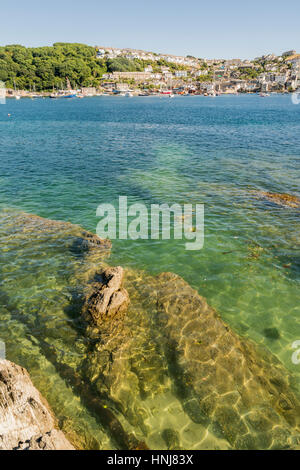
[
  {"left": 125, "top": 92, "right": 133, "bottom": 97},
  {"left": 15, "top": 95, "right": 21, "bottom": 100}
]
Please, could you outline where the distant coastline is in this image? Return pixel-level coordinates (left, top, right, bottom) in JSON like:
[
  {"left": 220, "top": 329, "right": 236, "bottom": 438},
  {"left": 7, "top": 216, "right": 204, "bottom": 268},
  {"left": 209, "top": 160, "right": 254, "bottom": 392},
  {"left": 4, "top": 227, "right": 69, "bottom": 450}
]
[{"left": 1, "top": 43, "right": 299, "bottom": 98}]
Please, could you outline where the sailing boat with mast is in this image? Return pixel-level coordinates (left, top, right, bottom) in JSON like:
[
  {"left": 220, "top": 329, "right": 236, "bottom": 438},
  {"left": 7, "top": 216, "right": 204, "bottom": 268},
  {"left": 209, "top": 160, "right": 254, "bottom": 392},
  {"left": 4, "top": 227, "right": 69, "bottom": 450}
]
[
  {"left": 13, "top": 80, "right": 21, "bottom": 100},
  {"left": 50, "top": 77, "right": 77, "bottom": 99},
  {"left": 63, "top": 77, "right": 77, "bottom": 98}
]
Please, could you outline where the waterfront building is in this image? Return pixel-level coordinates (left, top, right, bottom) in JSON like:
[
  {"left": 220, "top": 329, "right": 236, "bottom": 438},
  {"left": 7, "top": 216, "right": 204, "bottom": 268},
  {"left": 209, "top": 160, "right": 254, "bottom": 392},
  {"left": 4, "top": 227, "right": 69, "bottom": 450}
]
[
  {"left": 111, "top": 72, "right": 154, "bottom": 81},
  {"left": 81, "top": 87, "right": 97, "bottom": 96}
]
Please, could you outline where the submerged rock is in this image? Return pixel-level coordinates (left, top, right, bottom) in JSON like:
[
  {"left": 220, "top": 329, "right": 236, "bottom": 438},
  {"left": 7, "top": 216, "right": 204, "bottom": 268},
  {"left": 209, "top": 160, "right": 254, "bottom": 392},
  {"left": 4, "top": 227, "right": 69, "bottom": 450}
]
[
  {"left": 16, "top": 211, "right": 112, "bottom": 255},
  {"left": 256, "top": 191, "right": 300, "bottom": 208},
  {"left": 0, "top": 359, "right": 74, "bottom": 450},
  {"left": 263, "top": 328, "right": 281, "bottom": 340},
  {"left": 162, "top": 428, "right": 180, "bottom": 450},
  {"left": 154, "top": 272, "right": 300, "bottom": 449},
  {"left": 83, "top": 266, "right": 130, "bottom": 329}
]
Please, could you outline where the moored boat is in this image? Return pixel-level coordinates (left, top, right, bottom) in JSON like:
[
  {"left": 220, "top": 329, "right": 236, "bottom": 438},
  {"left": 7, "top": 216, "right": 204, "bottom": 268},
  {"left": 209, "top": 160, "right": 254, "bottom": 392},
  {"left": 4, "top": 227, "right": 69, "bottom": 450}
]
[{"left": 63, "top": 93, "right": 77, "bottom": 99}]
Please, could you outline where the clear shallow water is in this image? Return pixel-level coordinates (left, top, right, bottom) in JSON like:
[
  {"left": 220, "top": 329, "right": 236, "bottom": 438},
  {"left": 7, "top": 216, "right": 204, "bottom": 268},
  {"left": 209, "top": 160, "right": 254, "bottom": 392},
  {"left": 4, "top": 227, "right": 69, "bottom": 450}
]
[{"left": 0, "top": 95, "right": 300, "bottom": 449}]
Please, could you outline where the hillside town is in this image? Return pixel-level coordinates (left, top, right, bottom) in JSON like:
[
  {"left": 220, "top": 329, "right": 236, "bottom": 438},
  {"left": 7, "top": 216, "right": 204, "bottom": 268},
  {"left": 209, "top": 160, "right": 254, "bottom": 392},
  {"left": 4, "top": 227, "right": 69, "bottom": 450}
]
[{"left": 96, "top": 47, "right": 300, "bottom": 96}]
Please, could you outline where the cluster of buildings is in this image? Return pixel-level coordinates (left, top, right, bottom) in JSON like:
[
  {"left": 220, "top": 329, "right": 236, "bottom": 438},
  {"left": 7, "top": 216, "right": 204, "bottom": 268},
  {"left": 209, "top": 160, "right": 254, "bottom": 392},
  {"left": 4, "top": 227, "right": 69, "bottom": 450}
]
[
  {"left": 96, "top": 46, "right": 199, "bottom": 67},
  {"left": 96, "top": 47, "right": 300, "bottom": 95}
]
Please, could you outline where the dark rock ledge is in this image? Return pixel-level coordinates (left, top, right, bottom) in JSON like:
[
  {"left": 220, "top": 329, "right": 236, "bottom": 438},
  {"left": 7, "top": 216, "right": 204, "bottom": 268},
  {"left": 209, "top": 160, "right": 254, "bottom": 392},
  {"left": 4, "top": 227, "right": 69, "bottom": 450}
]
[{"left": 0, "top": 359, "right": 74, "bottom": 450}]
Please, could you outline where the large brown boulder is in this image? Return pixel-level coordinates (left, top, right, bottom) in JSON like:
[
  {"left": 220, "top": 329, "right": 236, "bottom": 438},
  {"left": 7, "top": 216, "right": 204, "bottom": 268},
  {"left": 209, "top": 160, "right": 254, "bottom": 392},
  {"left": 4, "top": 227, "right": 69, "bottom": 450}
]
[
  {"left": 0, "top": 359, "right": 74, "bottom": 450},
  {"left": 83, "top": 266, "right": 130, "bottom": 329}
]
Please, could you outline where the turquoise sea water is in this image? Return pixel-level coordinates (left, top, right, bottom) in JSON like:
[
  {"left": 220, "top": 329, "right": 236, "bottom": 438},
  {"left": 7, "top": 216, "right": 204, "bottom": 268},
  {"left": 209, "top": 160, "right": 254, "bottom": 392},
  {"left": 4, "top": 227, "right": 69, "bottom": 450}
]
[{"left": 0, "top": 95, "right": 300, "bottom": 449}]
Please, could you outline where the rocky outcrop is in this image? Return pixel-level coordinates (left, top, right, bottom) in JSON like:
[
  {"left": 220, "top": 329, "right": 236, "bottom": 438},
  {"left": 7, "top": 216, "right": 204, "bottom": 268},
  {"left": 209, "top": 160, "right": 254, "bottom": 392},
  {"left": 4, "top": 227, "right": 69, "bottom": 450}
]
[
  {"left": 83, "top": 266, "right": 130, "bottom": 329},
  {"left": 0, "top": 359, "right": 74, "bottom": 450},
  {"left": 83, "top": 268, "right": 170, "bottom": 435}
]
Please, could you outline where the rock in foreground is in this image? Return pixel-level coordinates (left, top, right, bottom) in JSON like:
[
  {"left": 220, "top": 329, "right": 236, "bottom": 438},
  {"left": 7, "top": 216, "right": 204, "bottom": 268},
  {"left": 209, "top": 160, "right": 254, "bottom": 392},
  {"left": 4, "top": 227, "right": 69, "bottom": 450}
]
[{"left": 0, "top": 359, "right": 74, "bottom": 450}]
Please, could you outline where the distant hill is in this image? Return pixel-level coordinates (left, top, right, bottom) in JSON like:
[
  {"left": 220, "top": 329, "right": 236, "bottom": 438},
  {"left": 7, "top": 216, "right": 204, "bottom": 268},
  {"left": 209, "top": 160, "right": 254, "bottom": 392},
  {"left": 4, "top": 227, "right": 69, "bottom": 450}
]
[{"left": 0, "top": 43, "right": 107, "bottom": 91}]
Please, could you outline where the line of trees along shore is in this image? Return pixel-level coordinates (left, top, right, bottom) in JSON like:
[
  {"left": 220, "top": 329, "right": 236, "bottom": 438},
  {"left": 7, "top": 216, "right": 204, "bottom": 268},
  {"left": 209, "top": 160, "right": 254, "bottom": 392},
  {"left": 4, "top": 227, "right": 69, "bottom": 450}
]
[{"left": 0, "top": 42, "right": 189, "bottom": 91}]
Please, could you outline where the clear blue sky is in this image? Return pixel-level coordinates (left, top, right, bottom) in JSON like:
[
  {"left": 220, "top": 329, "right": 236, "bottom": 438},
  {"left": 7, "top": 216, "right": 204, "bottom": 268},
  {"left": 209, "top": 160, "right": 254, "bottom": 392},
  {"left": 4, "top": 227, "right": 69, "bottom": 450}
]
[{"left": 1, "top": 0, "right": 299, "bottom": 59}]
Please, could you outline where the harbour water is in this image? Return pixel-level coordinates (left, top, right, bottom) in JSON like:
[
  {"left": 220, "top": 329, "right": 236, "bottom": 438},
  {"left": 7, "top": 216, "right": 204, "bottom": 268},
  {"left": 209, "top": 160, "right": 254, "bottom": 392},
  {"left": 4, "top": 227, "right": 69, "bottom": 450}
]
[{"left": 0, "top": 95, "right": 299, "bottom": 449}]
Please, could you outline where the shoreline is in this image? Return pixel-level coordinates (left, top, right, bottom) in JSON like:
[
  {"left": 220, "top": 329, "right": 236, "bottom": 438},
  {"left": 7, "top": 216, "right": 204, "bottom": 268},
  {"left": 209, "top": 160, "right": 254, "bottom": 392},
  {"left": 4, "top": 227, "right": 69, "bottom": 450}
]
[
  {"left": 5, "top": 90, "right": 300, "bottom": 101},
  {"left": 4, "top": 90, "right": 297, "bottom": 100}
]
